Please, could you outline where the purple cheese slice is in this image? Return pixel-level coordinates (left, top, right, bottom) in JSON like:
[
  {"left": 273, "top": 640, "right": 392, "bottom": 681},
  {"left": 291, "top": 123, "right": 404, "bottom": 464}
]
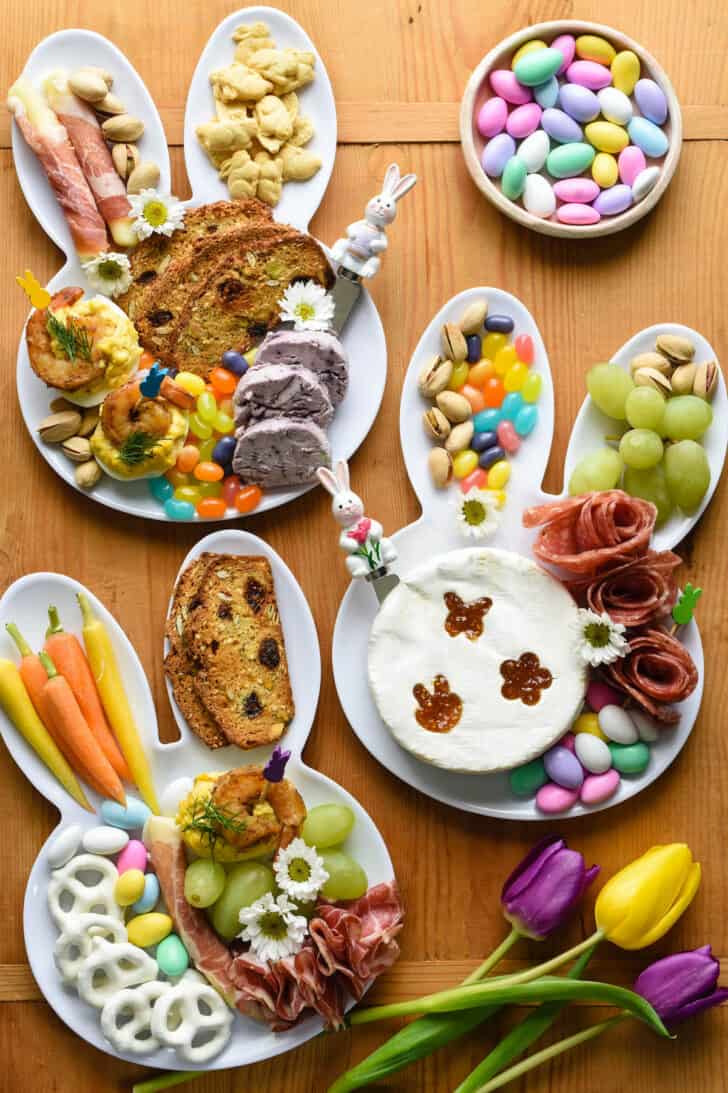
[
  {"left": 251, "top": 329, "right": 349, "bottom": 405},
  {"left": 234, "top": 363, "right": 334, "bottom": 429},
  {"left": 232, "top": 417, "right": 331, "bottom": 488}
]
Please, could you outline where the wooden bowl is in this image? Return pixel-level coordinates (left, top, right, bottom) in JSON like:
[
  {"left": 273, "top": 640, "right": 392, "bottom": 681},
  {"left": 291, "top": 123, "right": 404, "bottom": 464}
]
[{"left": 460, "top": 20, "right": 682, "bottom": 239}]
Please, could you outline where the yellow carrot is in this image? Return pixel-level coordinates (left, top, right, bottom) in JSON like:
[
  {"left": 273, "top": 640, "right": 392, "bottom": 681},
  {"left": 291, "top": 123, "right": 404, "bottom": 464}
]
[
  {"left": 0, "top": 658, "right": 92, "bottom": 811},
  {"left": 77, "top": 594, "right": 158, "bottom": 812}
]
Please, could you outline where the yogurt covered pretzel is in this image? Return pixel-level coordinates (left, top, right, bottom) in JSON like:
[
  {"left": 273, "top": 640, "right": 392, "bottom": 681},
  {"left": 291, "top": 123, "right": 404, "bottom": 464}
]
[
  {"left": 150, "top": 974, "right": 233, "bottom": 1063},
  {"left": 47, "top": 853, "right": 122, "bottom": 929},
  {"left": 77, "top": 936, "right": 158, "bottom": 1008},
  {"left": 101, "top": 980, "right": 173, "bottom": 1055},
  {"left": 54, "top": 912, "right": 128, "bottom": 985}
]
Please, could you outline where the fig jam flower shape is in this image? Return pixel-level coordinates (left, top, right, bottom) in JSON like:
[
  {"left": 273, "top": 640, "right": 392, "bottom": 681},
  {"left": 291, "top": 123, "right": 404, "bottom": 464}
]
[
  {"left": 500, "top": 652, "right": 552, "bottom": 705},
  {"left": 501, "top": 836, "right": 600, "bottom": 940},
  {"left": 634, "top": 945, "right": 728, "bottom": 1027}
]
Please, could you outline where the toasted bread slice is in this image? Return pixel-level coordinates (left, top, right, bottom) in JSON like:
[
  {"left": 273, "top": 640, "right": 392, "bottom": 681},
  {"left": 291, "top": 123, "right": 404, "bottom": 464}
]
[
  {"left": 164, "top": 646, "right": 228, "bottom": 749},
  {"left": 165, "top": 553, "right": 215, "bottom": 652}
]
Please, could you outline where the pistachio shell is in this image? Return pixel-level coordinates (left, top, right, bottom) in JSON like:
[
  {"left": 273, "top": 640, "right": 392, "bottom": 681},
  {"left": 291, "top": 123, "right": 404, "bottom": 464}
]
[
  {"left": 68, "top": 70, "right": 109, "bottom": 104},
  {"left": 50, "top": 396, "right": 74, "bottom": 414},
  {"left": 629, "top": 352, "right": 672, "bottom": 377},
  {"left": 78, "top": 66, "right": 113, "bottom": 90},
  {"left": 61, "top": 436, "right": 92, "bottom": 463},
  {"left": 101, "top": 114, "right": 145, "bottom": 142},
  {"left": 655, "top": 334, "right": 694, "bottom": 364},
  {"left": 428, "top": 447, "right": 453, "bottom": 488},
  {"left": 111, "top": 142, "right": 140, "bottom": 180},
  {"left": 38, "top": 410, "right": 82, "bottom": 443},
  {"left": 423, "top": 408, "right": 451, "bottom": 441},
  {"left": 445, "top": 420, "right": 475, "bottom": 453},
  {"left": 95, "top": 92, "right": 126, "bottom": 115},
  {"left": 633, "top": 367, "right": 672, "bottom": 395},
  {"left": 126, "top": 161, "right": 161, "bottom": 195},
  {"left": 436, "top": 390, "right": 472, "bottom": 423},
  {"left": 693, "top": 361, "right": 719, "bottom": 401},
  {"left": 77, "top": 407, "right": 100, "bottom": 437},
  {"left": 459, "top": 300, "right": 488, "bottom": 335},
  {"left": 418, "top": 356, "right": 453, "bottom": 398},
  {"left": 441, "top": 323, "right": 467, "bottom": 363},
  {"left": 670, "top": 363, "right": 697, "bottom": 395},
  {"left": 74, "top": 460, "right": 103, "bottom": 489}
]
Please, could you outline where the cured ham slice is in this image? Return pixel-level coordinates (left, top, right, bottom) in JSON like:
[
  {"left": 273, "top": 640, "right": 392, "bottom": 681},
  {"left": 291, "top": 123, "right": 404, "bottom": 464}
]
[
  {"left": 7, "top": 77, "right": 108, "bottom": 259},
  {"left": 603, "top": 627, "right": 699, "bottom": 723},
  {"left": 569, "top": 550, "right": 681, "bottom": 628},
  {"left": 523, "top": 491, "right": 656, "bottom": 576}
]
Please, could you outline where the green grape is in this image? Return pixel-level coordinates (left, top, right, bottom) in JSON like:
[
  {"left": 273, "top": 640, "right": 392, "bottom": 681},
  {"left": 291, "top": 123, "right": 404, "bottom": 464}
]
[
  {"left": 664, "top": 441, "right": 711, "bottom": 513},
  {"left": 623, "top": 466, "right": 674, "bottom": 527},
  {"left": 568, "top": 448, "right": 623, "bottom": 494},
  {"left": 319, "top": 850, "right": 368, "bottom": 901},
  {"left": 302, "top": 804, "right": 355, "bottom": 849},
  {"left": 184, "top": 859, "right": 226, "bottom": 908},
  {"left": 586, "top": 362, "right": 634, "bottom": 420},
  {"left": 625, "top": 387, "right": 665, "bottom": 430},
  {"left": 619, "top": 428, "right": 664, "bottom": 469},
  {"left": 210, "top": 862, "right": 275, "bottom": 940},
  {"left": 661, "top": 395, "right": 713, "bottom": 441}
]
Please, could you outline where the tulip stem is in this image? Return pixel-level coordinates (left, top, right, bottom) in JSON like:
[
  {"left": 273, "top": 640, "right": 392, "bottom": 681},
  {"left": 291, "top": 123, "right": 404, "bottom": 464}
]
[
  {"left": 495, "top": 929, "right": 604, "bottom": 988},
  {"left": 465, "top": 927, "right": 522, "bottom": 984}
]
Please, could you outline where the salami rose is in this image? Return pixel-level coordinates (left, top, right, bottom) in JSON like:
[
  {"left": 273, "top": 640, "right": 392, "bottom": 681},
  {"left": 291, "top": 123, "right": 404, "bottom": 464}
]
[
  {"left": 523, "top": 491, "right": 656, "bottom": 575},
  {"left": 570, "top": 550, "right": 681, "bottom": 628},
  {"left": 604, "top": 627, "right": 699, "bottom": 724}
]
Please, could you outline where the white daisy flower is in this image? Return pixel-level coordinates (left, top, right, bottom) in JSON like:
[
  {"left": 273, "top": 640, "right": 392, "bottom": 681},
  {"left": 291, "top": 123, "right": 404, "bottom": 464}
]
[
  {"left": 238, "top": 892, "right": 308, "bottom": 963},
  {"left": 82, "top": 252, "right": 132, "bottom": 298},
  {"left": 273, "top": 837, "right": 329, "bottom": 902},
  {"left": 279, "top": 279, "right": 335, "bottom": 330},
  {"left": 128, "top": 189, "right": 185, "bottom": 240},
  {"left": 455, "top": 488, "right": 503, "bottom": 540},
  {"left": 574, "top": 608, "right": 630, "bottom": 667}
]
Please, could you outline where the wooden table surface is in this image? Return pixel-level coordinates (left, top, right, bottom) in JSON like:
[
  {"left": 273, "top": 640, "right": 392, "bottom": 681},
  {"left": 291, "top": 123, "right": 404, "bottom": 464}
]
[{"left": 1, "top": 1, "right": 727, "bottom": 1090}]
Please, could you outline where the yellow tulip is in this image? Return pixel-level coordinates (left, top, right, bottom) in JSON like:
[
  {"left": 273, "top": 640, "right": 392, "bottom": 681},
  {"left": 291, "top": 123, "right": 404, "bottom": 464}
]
[{"left": 595, "top": 844, "right": 701, "bottom": 950}]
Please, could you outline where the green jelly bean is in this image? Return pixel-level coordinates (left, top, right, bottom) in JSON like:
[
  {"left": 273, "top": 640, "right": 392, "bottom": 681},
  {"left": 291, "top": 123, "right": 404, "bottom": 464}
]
[
  {"left": 514, "top": 47, "right": 564, "bottom": 87},
  {"left": 502, "top": 156, "right": 527, "bottom": 200},
  {"left": 609, "top": 741, "right": 650, "bottom": 775},
  {"left": 509, "top": 758, "right": 548, "bottom": 797},
  {"left": 546, "top": 143, "right": 596, "bottom": 179},
  {"left": 156, "top": 933, "right": 189, "bottom": 977}
]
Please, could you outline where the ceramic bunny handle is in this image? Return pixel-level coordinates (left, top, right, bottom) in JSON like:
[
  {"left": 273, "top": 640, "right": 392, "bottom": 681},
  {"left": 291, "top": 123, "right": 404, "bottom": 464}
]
[
  {"left": 330, "top": 164, "right": 417, "bottom": 280},
  {"left": 316, "top": 461, "right": 398, "bottom": 580}
]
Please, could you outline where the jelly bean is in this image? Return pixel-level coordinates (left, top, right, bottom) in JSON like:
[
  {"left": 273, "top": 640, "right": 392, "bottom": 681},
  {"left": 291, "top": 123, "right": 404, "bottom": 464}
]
[
  {"left": 477, "top": 96, "right": 508, "bottom": 138},
  {"left": 575, "top": 34, "right": 616, "bottom": 65},
  {"left": 487, "top": 460, "right": 511, "bottom": 489},
  {"left": 176, "top": 445, "right": 200, "bottom": 473},
  {"left": 542, "top": 107, "right": 583, "bottom": 144},
  {"left": 213, "top": 436, "right": 236, "bottom": 466},
  {"left": 164, "top": 498, "right": 195, "bottom": 521},
  {"left": 101, "top": 796, "right": 151, "bottom": 831},
  {"left": 631, "top": 711, "right": 659, "bottom": 743},
  {"left": 222, "top": 475, "right": 242, "bottom": 507},
  {"left": 448, "top": 360, "right": 470, "bottom": 390},
  {"left": 466, "top": 334, "right": 482, "bottom": 363},
  {"left": 574, "top": 734, "right": 612, "bottom": 775},
  {"left": 523, "top": 174, "right": 555, "bottom": 217},
  {"left": 597, "top": 87, "right": 633, "bottom": 126},
  {"left": 82, "top": 826, "right": 129, "bottom": 857},
  {"left": 471, "top": 430, "right": 499, "bottom": 452},
  {"left": 534, "top": 76, "right": 559, "bottom": 109},
  {"left": 593, "top": 184, "right": 633, "bottom": 216},
  {"left": 235, "top": 485, "right": 263, "bottom": 513},
  {"left": 131, "top": 873, "right": 160, "bottom": 915},
  {"left": 460, "top": 468, "right": 489, "bottom": 493},
  {"left": 483, "top": 376, "right": 505, "bottom": 407},
  {"left": 558, "top": 83, "right": 600, "bottom": 123},
  {"left": 214, "top": 411, "right": 235, "bottom": 434},
  {"left": 506, "top": 105, "right": 542, "bottom": 141},
  {"left": 127, "top": 912, "right": 173, "bottom": 949},
  {"left": 611, "top": 50, "right": 640, "bottom": 95},
  {"left": 554, "top": 177, "right": 600, "bottom": 203},
  {"left": 473, "top": 409, "right": 501, "bottom": 432},
  {"left": 461, "top": 384, "right": 486, "bottom": 414},
  {"left": 117, "top": 840, "right": 148, "bottom": 875},
  {"left": 500, "top": 392, "right": 524, "bottom": 421},
  {"left": 452, "top": 450, "right": 479, "bottom": 479},
  {"left": 157, "top": 933, "right": 189, "bottom": 977},
  {"left": 174, "top": 485, "right": 202, "bottom": 505},
  {"left": 197, "top": 437, "right": 215, "bottom": 463},
  {"left": 592, "top": 152, "right": 619, "bottom": 188},
  {"left": 197, "top": 481, "right": 223, "bottom": 499},
  {"left": 552, "top": 33, "right": 576, "bottom": 74},
  {"left": 209, "top": 367, "right": 237, "bottom": 396},
  {"left": 514, "top": 404, "right": 538, "bottom": 436},
  {"left": 521, "top": 372, "right": 542, "bottom": 403},
  {"left": 536, "top": 783, "right": 579, "bottom": 813},
  {"left": 468, "top": 360, "right": 495, "bottom": 386},
  {"left": 174, "top": 371, "right": 205, "bottom": 397},
  {"left": 618, "top": 145, "right": 646, "bottom": 186},
  {"left": 514, "top": 47, "right": 563, "bottom": 87},
  {"left": 585, "top": 120, "right": 629, "bottom": 154},
  {"left": 544, "top": 744, "right": 584, "bottom": 790},
  {"left": 504, "top": 362, "right": 528, "bottom": 392},
  {"left": 196, "top": 392, "right": 218, "bottom": 424},
  {"left": 609, "top": 741, "right": 650, "bottom": 775},
  {"left": 586, "top": 680, "right": 623, "bottom": 711},
  {"left": 483, "top": 331, "right": 508, "bottom": 357},
  {"left": 115, "top": 869, "right": 145, "bottom": 907},
  {"left": 511, "top": 39, "right": 547, "bottom": 68},
  {"left": 148, "top": 476, "right": 173, "bottom": 503},
  {"left": 48, "top": 825, "right": 82, "bottom": 868},
  {"left": 197, "top": 497, "right": 227, "bottom": 519},
  {"left": 194, "top": 461, "right": 225, "bottom": 483},
  {"left": 628, "top": 116, "right": 668, "bottom": 158},
  {"left": 502, "top": 156, "right": 528, "bottom": 200},
  {"left": 509, "top": 757, "right": 547, "bottom": 797},
  {"left": 566, "top": 60, "right": 612, "bottom": 91},
  {"left": 514, "top": 334, "right": 534, "bottom": 365},
  {"left": 580, "top": 769, "right": 621, "bottom": 805},
  {"left": 188, "top": 413, "right": 212, "bottom": 440},
  {"left": 573, "top": 712, "right": 608, "bottom": 741},
  {"left": 496, "top": 420, "right": 520, "bottom": 453},
  {"left": 493, "top": 345, "right": 518, "bottom": 375},
  {"left": 557, "top": 203, "right": 601, "bottom": 226},
  {"left": 634, "top": 78, "right": 668, "bottom": 125},
  {"left": 221, "top": 349, "right": 248, "bottom": 376},
  {"left": 489, "top": 69, "right": 533, "bottom": 105},
  {"left": 486, "top": 314, "right": 515, "bottom": 334},
  {"left": 517, "top": 130, "right": 550, "bottom": 173},
  {"left": 219, "top": 397, "right": 235, "bottom": 417},
  {"left": 478, "top": 445, "right": 505, "bottom": 471},
  {"left": 632, "top": 166, "right": 661, "bottom": 203},
  {"left": 598, "top": 705, "right": 638, "bottom": 745},
  {"left": 481, "top": 133, "right": 516, "bottom": 177},
  {"left": 546, "top": 143, "right": 595, "bottom": 178}
]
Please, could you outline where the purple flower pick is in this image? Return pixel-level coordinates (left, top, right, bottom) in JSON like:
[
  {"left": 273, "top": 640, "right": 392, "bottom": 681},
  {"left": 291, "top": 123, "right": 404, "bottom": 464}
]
[
  {"left": 501, "top": 835, "right": 600, "bottom": 940},
  {"left": 634, "top": 945, "right": 728, "bottom": 1027},
  {"left": 139, "top": 362, "right": 168, "bottom": 398},
  {"left": 264, "top": 744, "right": 291, "bottom": 783}
]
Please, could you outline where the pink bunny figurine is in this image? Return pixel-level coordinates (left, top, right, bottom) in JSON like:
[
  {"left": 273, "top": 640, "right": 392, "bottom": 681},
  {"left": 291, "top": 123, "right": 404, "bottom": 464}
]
[
  {"left": 317, "top": 460, "right": 398, "bottom": 579},
  {"left": 330, "top": 163, "right": 417, "bottom": 280}
]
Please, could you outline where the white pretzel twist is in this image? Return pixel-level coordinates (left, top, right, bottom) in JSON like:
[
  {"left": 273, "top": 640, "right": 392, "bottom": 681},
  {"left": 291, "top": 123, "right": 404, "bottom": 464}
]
[
  {"left": 47, "top": 854, "right": 121, "bottom": 929},
  {"left": 100, "top": 980, "right": 172, "bottom": 1055},
  {"left": 77, "top": 937, "right": 158, "bottom": 1009},
  {"left": 54, "top": 913, "right": 128, "bottom": 985},
  {"left": 150, "top": 978, "right": 233, "bottom": 1063}
]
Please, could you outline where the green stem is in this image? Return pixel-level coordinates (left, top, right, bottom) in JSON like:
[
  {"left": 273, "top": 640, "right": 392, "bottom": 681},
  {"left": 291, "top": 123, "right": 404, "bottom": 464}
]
[
  {"left": 472, "top": 1014, "right": 626, "bottom": 1093},
  {"left": 465, "top": 926, "right": 521, "bottom": 984},
  {"left": 46, "top": 605, "right": 64, "bottom": 636},
  {"left": 38, "top": 651, "right": 58, "bottom": 679},
  {"left": 131, "top": 1073, "right": 197, "bottom": 1093},
  {"left": 77, "top": 592, "right": 93, "bottom": 625},
  {"left": 5, "top": 623, "right": 33, "bottom": 657}
]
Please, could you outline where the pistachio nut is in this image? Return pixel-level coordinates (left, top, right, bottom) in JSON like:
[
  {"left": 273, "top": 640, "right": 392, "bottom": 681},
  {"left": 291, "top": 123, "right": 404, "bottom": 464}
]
[
  {"left": 74, "top": 460, "right": 103, "bottom": 490},
  {"left": 77, "top": 407, "right": 100, "bottom": 437},
  {"left": 655, "top": 333, "right": 694, "bottom": 365},
  {"left": 436, "top": 390, "right": 472, "bottom": 423},
  {"left": 445, "top": 420, "right": 475, "bottom": 454},
  {"left": 95, "top": 92, "right": 126, "bottom": 115},
  {"left": 68, "top": 69, "right": 109, "bottom": 104},
  {"left": 61, "top": 436, "right": 92, "bottom": 463},
  {"left": 440, "top": 322, "right": 467, "bottom": 363},
  {"left": 38, "top": 410, "right": 82, "bottom": 443},
  {"left": 423, "top": 407, "right": 451, "bottom": 442},
  {"left": 633, "top": 367, "right": 672, "bottom": 396},
  {"left": 101, "top": 114, "right": 145, "bottom": 142},
  {"left": 78, "top": 66, "right": 113, "bottom": 90},
  {"left": 629, "top": 352, "right": 672, "bottom": 377},
  {"left": 50, "top": 396, "right": 74, "bottom": 414},
  {"left": 428, "top": 447, "right": 453, "bottom": 489},
  {"left": 111, "top": 142, "right": 140, "bottom": 181},
  {"left": 693, "top": 361, "right": 719, "bottom": 401},
  {"left": 127, "top": 161, "right": 161, "bottom": 195},
  {"left": 670, "top": 362, "right": 697, "bottom": 396},
  {"left": 459, "top": 300, "right": 488, "bottom": 335},
  {"left": 418, "top": 355, "right": 453, "bottom": 398}
]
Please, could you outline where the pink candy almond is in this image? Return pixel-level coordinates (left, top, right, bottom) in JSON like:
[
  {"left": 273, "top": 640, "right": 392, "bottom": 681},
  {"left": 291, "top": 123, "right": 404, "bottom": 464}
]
[
  {"left": 618, "top": 145, "right": 647, "bottom": 186},
  {"left": 566, "top": 60, "right": 613, "bottom": 91},
  {"left": 477, "top": 96, "right": 508, "bottom": 138},
  {"left": 586, "top": 679, "right": 624, "bottom": 712},
  {"left": 553, "top": 178, "right": 600, "bottom": 203},
  {"left": 557, "top": 203, "right": 601, "bottom": 225},
  {"left": 551, "top": 33, "right": 576, "bottom": 74},
  {"left": 536, "top": 783, "right": 580, "bottom": 814},
  {"left": 489, "top": 69, "right": 533, "bottom": 105},
  {"left": 580, "top": 769, "right": 621, "bottom": 805},
  {"left": 506, "top": 102, "right": 542, "bottom": 139}
]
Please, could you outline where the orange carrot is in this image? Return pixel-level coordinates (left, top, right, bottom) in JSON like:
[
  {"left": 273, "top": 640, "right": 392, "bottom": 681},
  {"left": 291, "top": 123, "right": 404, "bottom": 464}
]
[
  {"left": 39, "top": 651, "right": 125, "bottom": 804},
  {"left": 6, "top": 623, "right": 66, "bottom": 752},
  {"left": 45, "top": 606, "right": 132, "bottom": 783}
]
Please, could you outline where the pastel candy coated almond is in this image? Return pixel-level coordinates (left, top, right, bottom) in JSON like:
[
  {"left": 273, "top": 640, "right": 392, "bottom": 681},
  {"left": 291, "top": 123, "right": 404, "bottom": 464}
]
[
  {"left": 536, "top": 782, "right": 580, "bottom": 813},
  {"left": 609, "top": 740, "right": 650, "bottom": 774},
  {"left": 611, "top": 50, "right": 641, "bottom": 95},
  {"left": 544, "top": 744, "right": 583, "bottom": 789},
  {"left": 117, "top": 839, "right": 148, "bottom": 875},
  {"left": 560, "top": 731, "right": 576, "bottom": 752},
  {"left": 554, "top": 178, "right": 600, "bottom": 203},
  {"left": 630, "top": 710, "right": 660, "bottom": 742},
  {"left": 574, "top": 733, "right": 612, "bottom": 774},
  {"left": 534, "top": 76, "right": 559, "bottom": 108},
  {"left": 48, "top": 825, "right": 83, "bottom": 869},
  {"left": 511, "top": 39, "right": 547, "bottom": 68},
  {"left": 506, "top": 103, "right": 542, "bottom": 139},
  {"left": 592, "top": 152, "right": 619, "bottom": 187},
  {"left": 477, "top": 96, "right": 508, "bottom": 138},
  {"left": 522, "top": 173, "right": 556, "bottom": 217},
  {"left": 558, "top": 83, "right": 600, "bottom": 123},
  {"left": 131, "top": 872, "right": 160, "bottom": 915},
  {"left": 597, "top": 87, "right": 633, "bottom": 126},
  {"left": 552, "top": 34, "right": 576, "bottom": 74},
  {"left": 585, "top": 121, "right": 629, "bottom": 153},
  {"left": 580, "top": 769, "right": 620, "bottom": 805},
  {"left": 632, "top": 165, "right": 661, "bottom": 202},
  {"left": 82, "top": 826, "right": 129, "bottom": 856},
  {"left": 634, "top": 78, "right": 668, "bottom": 124},
  {"left": 489, "top": 69, "right": 533, "bottom": 105},
  {"left": 619, "top": 145, "right": 647, "bottom": 185},
  {"left": 575, "top": 34, "right": 616, "bottom": 65},
  {"left": 481, "top": 132, "right": 516, "bottom": 177},
  {"left": 546, "top": 142, "right": 595, "bottom": 178},
  {"left": 573, "top": 711, "right": 608, "bottom": 740},
  {"left": 514, "top": 47, "right": 564, "bottom": 87},
  {"left": 628, "top": 116, "right": 669, "bottom": 157},
  {"left": 502, "top": 156, "right": 528, "bottom": 199},
  {"left": 517, "top": 129, "right": 550, "bottom": 173},
  {"left": 542, "top": 107, "right": 583, "bottom": 143},
  {"left": 586, "top": 679, "right": 623, "bottom": 711},
  {"left": 566, "top": 60, "right": 613, "bottom": 91},
  {"left": 593, "top": 183, "right": 633, "bottom": 216},
  {"left": 557, "top": 203, "right": 601, "bottom": 225},
  {"left": 101, "top": 796, "right": 152, "bottom": 831},
  {"left": 598, "top": 704, "right": 639, "bottom": 744},
  {"left": 509, "top": 757, "right": 547, "bottom": 797}
]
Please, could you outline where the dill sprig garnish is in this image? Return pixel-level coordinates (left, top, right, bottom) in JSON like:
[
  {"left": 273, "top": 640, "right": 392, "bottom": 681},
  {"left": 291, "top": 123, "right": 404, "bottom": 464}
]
[
  {"left": 182, "top": 795, "right": 248, "bottom": 858},
  {"left": 46, "top": 311, "right": 92, "bottom": 362},
  {"left": 118, "top": 430, "right": 158, "bottom": 467}
]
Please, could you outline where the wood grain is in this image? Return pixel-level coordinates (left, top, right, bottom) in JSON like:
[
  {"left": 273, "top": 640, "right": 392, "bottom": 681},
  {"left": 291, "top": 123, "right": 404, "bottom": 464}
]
[{"left": 1, "top": 1, "right": 727, "bottom": 1090}]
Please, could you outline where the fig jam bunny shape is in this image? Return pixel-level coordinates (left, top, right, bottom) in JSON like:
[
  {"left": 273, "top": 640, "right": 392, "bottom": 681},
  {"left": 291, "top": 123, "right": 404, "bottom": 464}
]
[
  {"left": 443, "top": 591, "right": 493, "bottom": 640},
  {"left": 413, "top": 675, "right": 463, "bottom": 733}
]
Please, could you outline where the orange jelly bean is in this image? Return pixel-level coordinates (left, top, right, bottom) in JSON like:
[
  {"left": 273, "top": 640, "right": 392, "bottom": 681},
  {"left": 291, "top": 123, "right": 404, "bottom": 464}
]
[
  {"left": 194, "top": 461, "right": 224, "bottom": 482},
  {"left": 460, "top": 468, "right": 488, "bottom": 493},
  {"left": 515, "top": 334, "right": 534, "bottom": 365},
  {"left": 209, "top": 367, "right": 237, "bottom": 396},
  {"left": 235, "top": 485, "right": 263, "bottom": 513},
  {"left": 461, "top": 384, "right": 486, "bottom": 414},
  {"left": 483, "top": 376, "right": 506, "bottom": 408},
  {"left": 176, "top": 445, "right": 200, "bottom": 473},
  {"left": 196, "top": 497, "right": 227, "bottom": 519},
  {"left": 165, "top": 468, "right": 191, "bottom": 489},
  {"left": 468, "top": 360, "right": 495, "bottom": 387}
]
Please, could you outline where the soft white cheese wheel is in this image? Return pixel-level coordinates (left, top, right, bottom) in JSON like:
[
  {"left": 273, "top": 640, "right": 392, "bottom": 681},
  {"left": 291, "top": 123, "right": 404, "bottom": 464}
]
[{"left": 368, "top": 548, "right": 587, "bottom": 773}]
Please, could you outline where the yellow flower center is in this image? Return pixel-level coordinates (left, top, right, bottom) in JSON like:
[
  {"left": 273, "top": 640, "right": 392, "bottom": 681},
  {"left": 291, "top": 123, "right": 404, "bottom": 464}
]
[
  {"left": 462, "top": 499, "right": 487, "bottom": 526},
  {"left": 584, "top": 621, "right": 612, "bottom": 648},
  {"left": 288, "top": 857, "right": 312, "bottom": 883},
  {"left": 294, "top": 302, "right": 316, "bottom": 322},
  {"left": 258, "top": 911, "right": 288, "bottom": 940},
  {"left": 97, "top": 258, "right": 124, "bottom": 280},
  {"left": 143, "top": 200, "right": 169, "bottom": 228}
]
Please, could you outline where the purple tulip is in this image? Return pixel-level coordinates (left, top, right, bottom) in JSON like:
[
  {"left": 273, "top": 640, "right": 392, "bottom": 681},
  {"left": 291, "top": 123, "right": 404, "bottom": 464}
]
[
  {"left": 501, "top": 836, "right": 599, "bottom": 939},
  {"left": 263, "top": 744, "right": 291, "bottom": 783},
  {"left": 634, "top": 946, "right": 728, "bottom": 1026}
]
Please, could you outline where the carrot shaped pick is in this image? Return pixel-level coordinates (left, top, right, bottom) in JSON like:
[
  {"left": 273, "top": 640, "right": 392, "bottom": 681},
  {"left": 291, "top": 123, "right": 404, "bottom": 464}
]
[
  {"left": 45, "top": 606, "right": 132, "bottom": 783},
  {"left": 39, "top": 651, "right": 125, "bottom": 805}
]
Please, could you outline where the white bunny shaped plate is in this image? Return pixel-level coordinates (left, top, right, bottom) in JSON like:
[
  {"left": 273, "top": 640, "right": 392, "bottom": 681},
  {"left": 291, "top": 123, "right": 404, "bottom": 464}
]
[
  {"left": 0, "top": 530, "right": 395, "bottom": 1069},
  {"left": 332, "top": 288, "right": 710, "bottom": 820}
]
